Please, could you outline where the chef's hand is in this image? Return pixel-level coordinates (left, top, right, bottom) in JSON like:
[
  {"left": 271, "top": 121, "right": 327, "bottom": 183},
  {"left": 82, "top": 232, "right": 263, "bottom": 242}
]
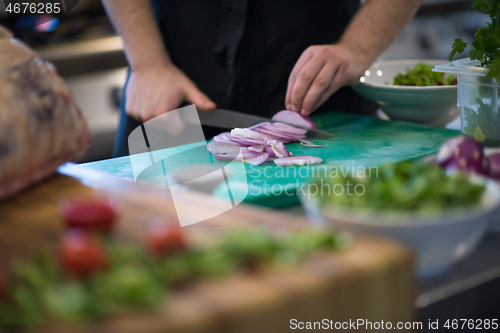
[
  {"left": 285, "top": 44, "right": 368, "bottom": 116},
  {"left": 125, "top": 64, "right": 216, "bottom": 122}
]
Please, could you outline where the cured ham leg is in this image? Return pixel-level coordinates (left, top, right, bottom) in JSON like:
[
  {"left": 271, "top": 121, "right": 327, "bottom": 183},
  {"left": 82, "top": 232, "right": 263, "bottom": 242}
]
[{"left": 0, "top": 25, "right": 92, "bottom": 200}]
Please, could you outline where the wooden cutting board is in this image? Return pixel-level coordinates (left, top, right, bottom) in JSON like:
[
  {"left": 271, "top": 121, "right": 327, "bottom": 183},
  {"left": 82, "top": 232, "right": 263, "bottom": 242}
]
[
  {"left": 78, "top": 112, "right": 459, "bottom": 208},
  {"left": 0, "top": 174, "right": 416, "bottom": 333}
]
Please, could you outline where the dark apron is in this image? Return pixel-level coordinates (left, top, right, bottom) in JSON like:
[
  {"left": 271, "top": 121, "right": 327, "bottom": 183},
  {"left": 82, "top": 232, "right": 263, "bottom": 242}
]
[{"left": 113, "top": 0, "right": 377, "bottom": 157}]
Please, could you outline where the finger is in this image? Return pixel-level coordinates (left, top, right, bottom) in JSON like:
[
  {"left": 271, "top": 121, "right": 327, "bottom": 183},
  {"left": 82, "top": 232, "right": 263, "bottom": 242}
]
[
  {"left": 309, "top": 68, "right": 347, "bottom": 114},
  {"left": 289, "top": 56, "right": 326, "bottom": 112},
  {"left": 185, "top": 84, "right": 216, "bottom": 110},
  {"left": 144, "top": 92, "right": 184, "bottom": 122},
  {"left": 300, "top": 63, "right": 337, "bottom": 116},
  {"left": 125, "top": 97, "right": 144, "bottom": 122},
  {"left": 285, "top": 49, "right": 314, "bottom": 110}
]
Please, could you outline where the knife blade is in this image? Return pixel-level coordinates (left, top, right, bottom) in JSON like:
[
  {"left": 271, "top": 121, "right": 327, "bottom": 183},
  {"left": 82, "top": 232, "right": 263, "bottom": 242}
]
[{"left": 197, "top": 108, "right": 334, "bottom": 140}]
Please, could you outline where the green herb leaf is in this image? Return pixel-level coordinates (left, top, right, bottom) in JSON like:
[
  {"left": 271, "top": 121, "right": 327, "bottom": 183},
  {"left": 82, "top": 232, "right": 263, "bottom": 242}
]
[
  {"left": 473, "top": 126, "right": 486, "bottom": 142},
  {"left": 450, "top": 1, "right": 500, "bottom": 78},
  {"left": 449, "top": 38, "right": 468, "bottom": 61},
  {"left": 472, "top": 0, "right": 495, "bottom": 16}
]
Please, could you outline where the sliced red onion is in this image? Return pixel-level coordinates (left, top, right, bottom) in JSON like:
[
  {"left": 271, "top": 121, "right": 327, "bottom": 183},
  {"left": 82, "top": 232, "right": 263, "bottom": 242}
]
[
  {"left": 299, "top": 139, "right": 324, "bottom": 148},
  {"left": 274, "top": 156, "right": 323, "bottom": 166},
  {"left": 268, "top": 122, "right": 307, "bottom": 136},
  {"left": 255, "top": 128, "right": 305, "bottom": 141},
  {"left": 443, "top": 136, "right": 487, "bottom": 176},
  {"left": 261, "top": 134, "right": 291, "bottom": 144},
  {"left": 231, "top": 128, "right": 264, "bottom": 140},
  {"left": 208, "top": 116, "right": 322, "bottom": 166},
  {"left": 256, "top": 122, "right": 307, "bottom": 138},
  {"left": 302, "top": 144, "right": 325, "bottom": 148},
  {"left": 212, "top": 133, "right": 245, "bottom": 145},
  {"left": 265, "top": 146, "right": 277, "bottom": 158},
  {"left": 436, "top": 136, "right": 463, "bottom": 165},
  {"left": 213, "top": 147, "right": 261, "bottom": 162},
  {"left": 272, "top": 110, "right": 316, "bottom": 129},
  {"left": 300, "top": 139, "right": 314, "bottom": 145},
  {"left": 268, "top": 141, "right": 291, "bottom": 158},
  {"left": 488, "top": 153, "right": 500, "bottom": 179},
  {"left": 453, "top": 136, "right": 485, "bottom": 161},
  {"left": 248, "top": 145, "right": 266, "bottom": 152},
  {"left": 446, "top": 156, "right": 489, "bottom": 176},
  {"left": 244, "top": 153, "right": 269, "bottom": 166},
  {"left": 207, "top": 141, "right": 243, "bottom": 155},
  {"left": 248, "top": 123, "right": 270, "bottom": 131},
  {"left": 230, "top": 136, "right": 267, "bottom": 146}
]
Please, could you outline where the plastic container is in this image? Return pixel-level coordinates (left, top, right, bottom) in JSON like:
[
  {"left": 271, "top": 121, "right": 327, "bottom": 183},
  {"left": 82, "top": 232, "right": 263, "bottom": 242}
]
[{"left": 434, "top": 58, "right": 500, "bottom": 146}]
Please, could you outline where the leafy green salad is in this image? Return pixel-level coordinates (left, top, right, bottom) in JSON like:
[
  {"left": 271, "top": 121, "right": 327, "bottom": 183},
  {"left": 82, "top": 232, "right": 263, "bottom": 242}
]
[
  {"left": 319, "top": 161, "right": 485, "bottom": 213},
  {"left": 392, "top": 64, "right": 456, "bottom": 86},
  {"left": 0, "top": 228, "right": 347, "bottom": 330}
]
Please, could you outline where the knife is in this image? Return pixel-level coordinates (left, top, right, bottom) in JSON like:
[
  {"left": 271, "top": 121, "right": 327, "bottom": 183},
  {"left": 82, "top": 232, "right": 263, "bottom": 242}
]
[{"left": 197, "top": 108, "right": 334, "bottom": 140}]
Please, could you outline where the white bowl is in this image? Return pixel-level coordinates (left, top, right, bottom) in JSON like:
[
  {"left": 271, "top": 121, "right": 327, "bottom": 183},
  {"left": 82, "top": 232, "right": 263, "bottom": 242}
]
[
  {"left": 480, "top": 149, "right": 500, "bottom": 232},
  {"left": 354, "top": 59, "right": 460, "bottom": 126},
  {"left": 424, "top": 150, "right": 500, "bottom": 233},
  {"left": 300, "top": 179, "right": 500, "bottom": 277}
]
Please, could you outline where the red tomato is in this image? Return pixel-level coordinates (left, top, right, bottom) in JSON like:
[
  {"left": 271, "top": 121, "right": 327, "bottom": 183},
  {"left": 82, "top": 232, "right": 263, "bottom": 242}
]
[
  {"left": 147, "top": 219, "right": 186, "bottom": 257},
  {"left": 0, "top": 273, "right": 6, "bottom": 301},
  {"left": 60, "top": 229, "right": 107, "bottom": 278},
  {"left": 58, "top": 197, "right": 117, "bottom": 233}
]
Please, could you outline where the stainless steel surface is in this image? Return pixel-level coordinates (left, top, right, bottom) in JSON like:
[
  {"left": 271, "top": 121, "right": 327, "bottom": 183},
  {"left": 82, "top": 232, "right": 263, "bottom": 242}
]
[
  {"left": 198, "top": 108, "right": 335, "bottom": 140},
  {"left": 65, "top": 67, "right": 128, "bottom": 162},
  {"left": 36, "top": 36, "right": 123, "bottom": 61},
  {"left": 35, "top": 36, "right": 128, "bottom": 77},
  {"left": 417, "top": 233, "right": 500, "bottom": 308}
]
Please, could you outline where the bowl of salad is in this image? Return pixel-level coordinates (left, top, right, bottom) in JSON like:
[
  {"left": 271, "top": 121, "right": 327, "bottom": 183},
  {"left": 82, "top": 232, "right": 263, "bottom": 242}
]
[
  {"left": 354, "top": 59, "right": 459, "bottom": 126},
  {"left": 299, "top": 161, "right": 500, "bottom": 277}
]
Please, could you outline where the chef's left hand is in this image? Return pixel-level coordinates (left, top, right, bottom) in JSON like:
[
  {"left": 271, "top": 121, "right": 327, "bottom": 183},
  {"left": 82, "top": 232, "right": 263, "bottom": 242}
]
[{"left": 285, "top": 44, "right": 368, "bottom": 116}]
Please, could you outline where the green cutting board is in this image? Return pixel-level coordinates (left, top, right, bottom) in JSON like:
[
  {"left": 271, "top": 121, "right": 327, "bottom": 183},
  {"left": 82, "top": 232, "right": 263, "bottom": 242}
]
[{"left": 77, "top": 112, "right": 459, "bottom": 207}]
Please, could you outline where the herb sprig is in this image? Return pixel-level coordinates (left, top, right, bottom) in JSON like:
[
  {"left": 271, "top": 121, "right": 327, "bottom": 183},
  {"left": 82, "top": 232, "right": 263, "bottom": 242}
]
[{"left": 448, "top": 0, "right": 500, "bottom": 81}]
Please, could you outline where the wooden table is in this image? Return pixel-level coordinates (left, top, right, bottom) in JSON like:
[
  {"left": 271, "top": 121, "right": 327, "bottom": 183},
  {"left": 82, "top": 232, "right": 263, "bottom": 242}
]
[{"left": 0, "top": 174, "right": 415, "bottom": 333}]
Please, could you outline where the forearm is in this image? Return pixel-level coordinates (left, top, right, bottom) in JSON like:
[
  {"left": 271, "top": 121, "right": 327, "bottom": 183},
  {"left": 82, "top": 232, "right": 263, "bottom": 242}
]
[
  {"left": 101, "top": 0, "right": 172, "bottom": 70},
  {"left": 338, "top": 0, "right": 423, "bottom": 68}
]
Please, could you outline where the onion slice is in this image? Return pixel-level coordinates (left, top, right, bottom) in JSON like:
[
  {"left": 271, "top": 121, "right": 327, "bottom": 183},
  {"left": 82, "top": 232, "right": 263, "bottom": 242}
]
[
  {"left": 488, "top": 153, "right": 500, "bottom": 179},
  {"left": 302, "top": 144, "right": 325, "bottom": 148},
  {"left": 248, "top": 145, "right": 266, "bottom": 152},
  {"left": 436, "top": 136, "right": 462, "bottom": 165},
  {"left": 299, "top": 139, "right": 324, "bottom": 148},
  {"left": 267, "top": 140, "right": 291, "bottom": 158},
  {"left": 207, "top": 141, "right": 243, "bottom": 155},
  {"left": 274, "top": 156, "right": 323, "bottom": 166},
  {"left": 265, "top": 146, "right": 277, "bottom": 158},
  {"left": 245, "top": 153, "right": 269, "bottom": 166},
  {"left": 272, "top": 110, "right": 316, "bottom": 129}
]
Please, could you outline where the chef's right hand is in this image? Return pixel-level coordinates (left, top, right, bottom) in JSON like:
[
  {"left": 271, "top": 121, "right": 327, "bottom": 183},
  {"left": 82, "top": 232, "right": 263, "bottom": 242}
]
[{"left": 125, "top": 64, "right": 216, "bottom": 122}]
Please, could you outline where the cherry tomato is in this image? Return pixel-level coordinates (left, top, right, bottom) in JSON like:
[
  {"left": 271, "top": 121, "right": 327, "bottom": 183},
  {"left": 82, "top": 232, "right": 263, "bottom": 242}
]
[
  {"left": 58, "top": 197, "right": 117, "bottom": 233},
  {"left": 147, "top": 219, "right": 186, "bottom": 257},
  {"left": 0, "top": 273, "right": 6, "bottom": 301},
  {"left": 60, "top": 229, "right": 107, "bottom": 278}
]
